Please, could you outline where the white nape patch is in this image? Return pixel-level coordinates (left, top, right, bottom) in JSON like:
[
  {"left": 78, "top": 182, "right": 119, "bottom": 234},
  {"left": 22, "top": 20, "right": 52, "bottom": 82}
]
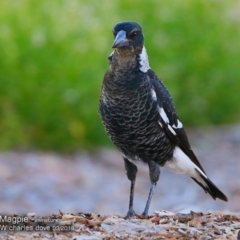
[
  {"left": 158, "top": 107, "right": 169, "bottom": 124},
  {"left": 164, "top": 147, "right": 208, "bottom": 187},
  {"left": 139, "top": 46, "right": 150, "bottom": 73},
  {"left": 151, "top": 89, "right": 157, "bottom": 101},
  {"left": 109, "top": 51, "right": 114, "bottom": 58},
  {"left": 172, "top": 119, "right": 183, "bottom": 129}
]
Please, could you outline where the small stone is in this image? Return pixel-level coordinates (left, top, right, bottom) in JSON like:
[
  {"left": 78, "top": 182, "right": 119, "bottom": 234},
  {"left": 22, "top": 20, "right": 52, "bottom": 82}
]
[
  {"left": 27, "top": 213, "right": 36, "bottom": 217},
  {"left": 62, "top": 214, "right": 75, "bottom": 221},
  {"left": 101, "top": 223, "right": 112, "bottom": 231}
]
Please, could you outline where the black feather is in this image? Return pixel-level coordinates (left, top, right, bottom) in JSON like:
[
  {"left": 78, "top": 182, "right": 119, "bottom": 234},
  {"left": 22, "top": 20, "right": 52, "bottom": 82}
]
[{"left": 99, "top": 22, "right": 228, "bottom": 217}]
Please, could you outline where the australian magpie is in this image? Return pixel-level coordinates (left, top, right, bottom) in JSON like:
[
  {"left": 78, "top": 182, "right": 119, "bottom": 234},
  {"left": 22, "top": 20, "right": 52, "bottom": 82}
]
[{"left": 99, "top": 21, "right": 228, "bottom": 218}]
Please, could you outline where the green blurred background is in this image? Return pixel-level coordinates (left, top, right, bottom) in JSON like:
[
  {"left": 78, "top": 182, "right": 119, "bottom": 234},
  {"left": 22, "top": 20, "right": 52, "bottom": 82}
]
[{"left": 0, "top": 0, "right": 239, "bottom": 151}]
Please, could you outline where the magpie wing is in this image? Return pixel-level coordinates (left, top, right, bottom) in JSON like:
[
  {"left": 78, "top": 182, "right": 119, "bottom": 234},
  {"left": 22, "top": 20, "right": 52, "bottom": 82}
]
[{"left": 148, "top": 69, "right": 206, "bottom": 174}]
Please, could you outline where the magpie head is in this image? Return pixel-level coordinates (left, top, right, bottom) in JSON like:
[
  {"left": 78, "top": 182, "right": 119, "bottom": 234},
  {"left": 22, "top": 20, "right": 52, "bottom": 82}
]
[{"left": 112, "top": 22, "right": 144, "bottom": 53}]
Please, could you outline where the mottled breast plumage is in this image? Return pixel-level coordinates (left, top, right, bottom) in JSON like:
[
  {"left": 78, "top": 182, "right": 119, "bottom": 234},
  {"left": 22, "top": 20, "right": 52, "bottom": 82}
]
[
  {"left": 99, "top": 22, "right": 228, "bottom": 218},
  {"left": 99, "top": 60, "right": 175, "bottom": 164}
]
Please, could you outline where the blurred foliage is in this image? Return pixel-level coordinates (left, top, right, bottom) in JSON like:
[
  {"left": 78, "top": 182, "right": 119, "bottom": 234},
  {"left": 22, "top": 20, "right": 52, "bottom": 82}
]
[{"left": 0, "top": 0, "right": 239, "bottom": 151}]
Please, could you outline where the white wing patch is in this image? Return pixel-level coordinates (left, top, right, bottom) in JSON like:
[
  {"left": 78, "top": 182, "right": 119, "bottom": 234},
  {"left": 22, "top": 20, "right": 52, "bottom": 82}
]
[
  {"left": 158, "top": 121, "right": 163, "bottom": 127},
  {"left": 158, "top": 107, "right": 169, "bottom": 124},
  {"left": 139, "top": 46, "right": 150, "bottom": 73},
  {"left": 164, "top": 147, "right": 208, "bottom": 188},
  {"left": 151, "top": 89, "right": 157, "bottom": 101},
  {"left": 167, "top": 125, "right": 176, "bottom": 135},
  {"left": 172, "top": 119, "right": 183, "bottom": 129},
  {"left": 157, "top": 106, "right": 183, "bottom": 136},
  {"left": 157, "top": 106, "right": 176, "bottom": 134}
]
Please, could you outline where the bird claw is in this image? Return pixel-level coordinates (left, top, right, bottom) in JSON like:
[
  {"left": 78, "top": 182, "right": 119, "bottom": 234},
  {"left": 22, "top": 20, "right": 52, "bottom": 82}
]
[
  {"left": 133, "top": 213, "right": 148, "bottom": 219},
  {"left": 124, "top": 209, "right": 136, "bottom": 219},
  {"left": 141, "top": 208, "right": 150, "bottom": 218}
]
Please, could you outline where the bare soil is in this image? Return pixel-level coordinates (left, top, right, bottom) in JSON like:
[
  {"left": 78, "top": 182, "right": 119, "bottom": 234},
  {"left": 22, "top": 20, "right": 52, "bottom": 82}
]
[
  {"left": 0, "top": 125, "right": 239, "bottom": 239},
  {"left": 0, "top": 211, "right": 239, "bottom": 239}
]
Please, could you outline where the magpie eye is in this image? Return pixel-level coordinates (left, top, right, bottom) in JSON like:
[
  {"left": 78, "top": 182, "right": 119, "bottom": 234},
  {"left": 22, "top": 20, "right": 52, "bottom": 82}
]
[{"left": 130, "top": 30, "right": 138, "bottom": 38}]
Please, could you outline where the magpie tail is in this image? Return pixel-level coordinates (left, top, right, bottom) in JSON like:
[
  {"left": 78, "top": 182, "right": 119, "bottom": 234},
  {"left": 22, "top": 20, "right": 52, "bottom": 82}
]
[{"left": 192, "top": 169, "right": 228, "bottom": 202}]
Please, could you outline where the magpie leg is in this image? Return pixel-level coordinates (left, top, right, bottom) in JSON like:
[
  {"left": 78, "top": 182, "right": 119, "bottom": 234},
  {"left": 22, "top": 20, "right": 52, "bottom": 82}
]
[
  {"left": 142, "top": 160, "right": 160, "bottom": 216},
  {"left": 124, "top": 158, "right": 138, "bottom": 219}
]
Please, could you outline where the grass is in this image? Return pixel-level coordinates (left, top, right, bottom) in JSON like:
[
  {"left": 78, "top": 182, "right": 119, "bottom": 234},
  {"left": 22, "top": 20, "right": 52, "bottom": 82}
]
[{"left": 0, "top": 0, "right": 239, "bottom": 151}]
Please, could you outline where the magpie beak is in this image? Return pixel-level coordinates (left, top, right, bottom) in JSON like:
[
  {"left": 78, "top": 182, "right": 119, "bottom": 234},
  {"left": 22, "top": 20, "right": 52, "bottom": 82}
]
[{"left": 112, "top": 30, "right": 129, "bottom": 48}]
